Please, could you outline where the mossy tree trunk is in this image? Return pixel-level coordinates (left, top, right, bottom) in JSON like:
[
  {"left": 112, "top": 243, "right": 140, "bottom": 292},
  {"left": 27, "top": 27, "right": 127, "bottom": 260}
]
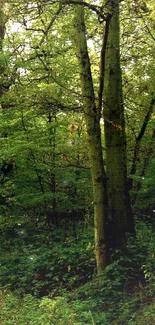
[
  {"left": 103, "top": 0, "right": 135, "bottom": 253},
  {"left": 74, "top": 3, "right": 108, "bottom": 273}
]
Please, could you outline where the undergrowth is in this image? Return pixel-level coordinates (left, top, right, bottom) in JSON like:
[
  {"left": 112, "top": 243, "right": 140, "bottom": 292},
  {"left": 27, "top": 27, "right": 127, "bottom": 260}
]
[{"left": 0, "top": 220, "right": 155, "bottom": 324}]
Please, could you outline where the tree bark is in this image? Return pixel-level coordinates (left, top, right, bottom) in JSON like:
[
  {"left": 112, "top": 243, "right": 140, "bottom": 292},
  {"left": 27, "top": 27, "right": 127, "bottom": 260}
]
[
  {"left": 0, "top": 1, "right": 6, "bottom": 52},
  {"left": 103, "top": 0, "right": 135, "bottom": 252},
  {"left": 74, "top": 2, "right": 108, "bottom": 273}
]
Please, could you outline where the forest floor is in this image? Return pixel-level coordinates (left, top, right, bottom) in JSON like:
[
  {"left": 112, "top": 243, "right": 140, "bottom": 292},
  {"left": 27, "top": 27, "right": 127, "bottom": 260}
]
[{"left": 0, "top": 220, "right": 155, "bottom": 324}]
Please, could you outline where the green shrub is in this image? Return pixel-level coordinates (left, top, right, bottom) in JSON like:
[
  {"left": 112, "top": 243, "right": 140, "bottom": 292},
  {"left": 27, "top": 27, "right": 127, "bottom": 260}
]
[
  {"left": 0, "top": 228, "right": 95, "bottom": 296},
  {"left": 0, "top": 293, "right": 48, "bottom": 325}
]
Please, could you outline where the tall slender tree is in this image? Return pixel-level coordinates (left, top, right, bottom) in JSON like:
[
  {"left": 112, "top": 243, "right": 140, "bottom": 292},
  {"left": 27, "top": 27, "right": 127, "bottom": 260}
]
[
  {"left": 103, "top": 0, "right": 135, "bottom": 251},
  {"left": 74, "top": 2, "right": 108, "bottom": 273}
]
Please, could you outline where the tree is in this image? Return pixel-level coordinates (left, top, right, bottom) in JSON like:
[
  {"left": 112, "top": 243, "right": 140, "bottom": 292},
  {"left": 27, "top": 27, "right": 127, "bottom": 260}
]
[
  {"left": 103, "top": 0, "right": 135, "bottom": 251},
  {"left": 74, "top": 2, "right": 108, "bottom": 272},
  {"left": 73, "top": 0, "right": 136, "bottom": 269}
]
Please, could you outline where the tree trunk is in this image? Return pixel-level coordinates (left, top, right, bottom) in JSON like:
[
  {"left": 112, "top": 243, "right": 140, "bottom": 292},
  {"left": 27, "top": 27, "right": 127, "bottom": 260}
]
[
  {"left": 0, "top": 1, "right": 6, "bottom": 52},
  {"left": 48, "top": 111, "right": 58, "bottom": 226},
  {"left": 74, "top": 2, "right": 108, "bottom": 273},
  {"left": 103, "top": 0, "right": 135, "bottom": 253},
  {"left": 0, "top": 1, "right": 7, "bottom": 97}
]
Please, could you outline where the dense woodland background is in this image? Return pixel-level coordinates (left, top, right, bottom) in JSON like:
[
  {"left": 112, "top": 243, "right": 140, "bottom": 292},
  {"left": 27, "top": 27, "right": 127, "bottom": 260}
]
[{"left": 0, "top": 0, "right": 155, "bottom": 324}]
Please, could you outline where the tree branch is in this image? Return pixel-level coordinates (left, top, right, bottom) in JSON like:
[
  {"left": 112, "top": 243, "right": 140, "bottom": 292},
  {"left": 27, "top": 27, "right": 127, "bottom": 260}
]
[
  {"left": 35, "top": 3, "right": 63, "bottom": 48},
  {"left": 62, "top": 0, "right": 110, "bottom": 22},
  {"left": 130, "top": 96, "right": 155, "bottom": 179}
]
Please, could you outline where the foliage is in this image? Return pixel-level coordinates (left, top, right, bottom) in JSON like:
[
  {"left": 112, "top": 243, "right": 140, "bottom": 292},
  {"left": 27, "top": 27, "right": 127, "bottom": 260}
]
[
  {"left": 1, "top": 219, "right": 155, "bottom": 325},
  {"left": 0, "top": 225, "right": 95, "bottom": 296},
  {"left": 135, "top": 221, "right": 155, "bottom": 296},
  {"left": 0, "top": 288, "right": 154, "bottom": 325},
  {"left": 0, "top": 220, "right": 155, "bottom": 324},
  {"left": 0, "top": 291, "right": 109, "bottom": 325},
  {"left": 0, "top": 293, "right": 46, "bottom": 325}
]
